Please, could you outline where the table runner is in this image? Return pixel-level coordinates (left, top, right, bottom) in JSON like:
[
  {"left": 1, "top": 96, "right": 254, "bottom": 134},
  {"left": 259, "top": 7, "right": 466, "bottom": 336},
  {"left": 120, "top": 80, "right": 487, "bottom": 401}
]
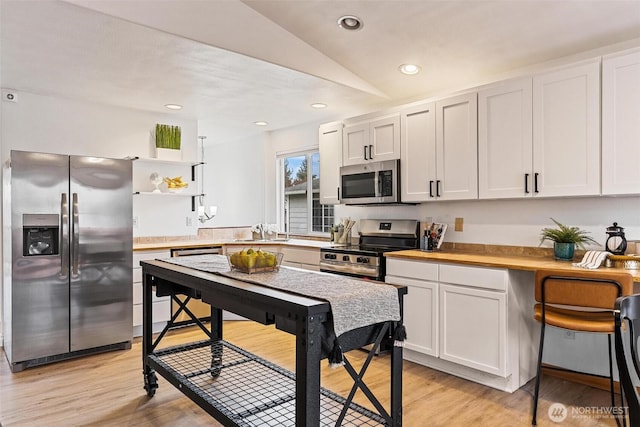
[{"left": 155, "top": 255, "right": 403, "bottom": 364}]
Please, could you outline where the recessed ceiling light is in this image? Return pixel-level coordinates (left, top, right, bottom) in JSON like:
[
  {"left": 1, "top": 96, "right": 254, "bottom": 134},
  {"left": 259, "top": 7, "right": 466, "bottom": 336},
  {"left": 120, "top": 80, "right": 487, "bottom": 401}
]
[
  {"left": 398, "top": 64, "right": 421, "bottom": 75},
  {"left": 311, "top": 103, "right": 327, "bottom": 109},
  {"left": 164, "top": 103, "right": 183, "bottom": 110},
  {"left": 337, "top": 15, "right": 363, "bottom": 31},
  {"left": 254, "top": 121, "right": 268, "bottom": 126}
]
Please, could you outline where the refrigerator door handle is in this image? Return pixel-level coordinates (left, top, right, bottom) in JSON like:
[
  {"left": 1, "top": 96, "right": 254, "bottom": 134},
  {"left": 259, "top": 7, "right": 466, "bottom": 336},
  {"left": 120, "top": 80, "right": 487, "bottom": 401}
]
[
  {"left": 60, "top": 193, "right": 69, "bottom": 278},
  {"left": 71, "top": 192, "right": 79, "bottom": 277}
]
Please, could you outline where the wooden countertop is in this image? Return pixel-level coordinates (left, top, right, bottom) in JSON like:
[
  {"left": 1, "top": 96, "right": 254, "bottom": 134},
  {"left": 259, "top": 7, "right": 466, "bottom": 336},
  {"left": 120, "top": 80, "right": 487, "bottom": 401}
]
[
  {"left": 385, "top": 250, "right": 640, "bottom": 282},
  {"left": 133, "top": 238, "right": 331, "bottom": 252}
]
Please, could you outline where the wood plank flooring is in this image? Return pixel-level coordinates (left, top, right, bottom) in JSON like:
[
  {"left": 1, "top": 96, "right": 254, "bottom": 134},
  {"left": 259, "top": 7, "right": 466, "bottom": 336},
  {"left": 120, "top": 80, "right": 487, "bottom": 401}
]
[{"left": 0, "top": 321, "right": 620, "bottom": 426}]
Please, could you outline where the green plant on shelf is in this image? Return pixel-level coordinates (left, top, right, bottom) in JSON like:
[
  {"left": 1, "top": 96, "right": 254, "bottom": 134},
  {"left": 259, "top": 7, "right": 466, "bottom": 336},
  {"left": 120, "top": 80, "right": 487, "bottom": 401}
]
[{"left": 155, "top": 124, "right": 181, "bottom": 150}]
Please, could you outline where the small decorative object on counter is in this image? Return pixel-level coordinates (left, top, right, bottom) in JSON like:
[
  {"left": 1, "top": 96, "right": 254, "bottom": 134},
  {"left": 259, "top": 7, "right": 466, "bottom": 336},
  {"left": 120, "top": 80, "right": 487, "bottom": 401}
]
[
  {"left": 422, "top": 222, "right": 447, "bottom": 251},
  {"left": 539, "top": 218, "right": 599, "bottom": 261},
  {"left": 605, "top": 222, "right": 627, "bottom": 255},
  {"left": 332, "top": 218, "right": 355, "bottom": 245}
]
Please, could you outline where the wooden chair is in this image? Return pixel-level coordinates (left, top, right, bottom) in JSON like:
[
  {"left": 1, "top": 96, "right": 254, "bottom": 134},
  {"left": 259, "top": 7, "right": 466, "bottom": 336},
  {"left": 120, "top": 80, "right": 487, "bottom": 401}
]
[
  {"left": 532, "top": 269, "right": 634, "bottom": 426},
  {"left": 615, "top": 294, "right": 640, "bottom": 426}
]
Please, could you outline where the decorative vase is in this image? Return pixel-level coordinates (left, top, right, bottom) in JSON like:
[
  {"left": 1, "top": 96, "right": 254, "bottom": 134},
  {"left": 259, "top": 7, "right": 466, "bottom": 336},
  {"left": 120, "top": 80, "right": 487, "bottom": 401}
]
[
  {"left": 155, "top": 147, "right": 182, "bottom": 161},
  {"left": 554, "top": 242, "right": 575, "bottom": 261}
]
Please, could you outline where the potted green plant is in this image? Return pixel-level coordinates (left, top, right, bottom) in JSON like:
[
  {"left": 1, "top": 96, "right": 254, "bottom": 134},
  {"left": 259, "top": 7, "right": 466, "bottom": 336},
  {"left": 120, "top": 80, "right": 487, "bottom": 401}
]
[
  {"left": 540, "top": 218, "right": 599, "bottom": 261},
  {"left": 155, "top": 124, "right": 182, "bottom": 160}
]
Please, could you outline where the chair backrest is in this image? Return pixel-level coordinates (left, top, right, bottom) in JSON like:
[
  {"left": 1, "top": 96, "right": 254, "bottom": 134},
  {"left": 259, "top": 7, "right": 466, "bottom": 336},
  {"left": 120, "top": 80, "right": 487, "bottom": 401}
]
[
  {"left": 535, "top": 269, "right": 634, "bottom": 309},
  {"left": 615, "top": 294, "right": 640, "bottom": 424}
]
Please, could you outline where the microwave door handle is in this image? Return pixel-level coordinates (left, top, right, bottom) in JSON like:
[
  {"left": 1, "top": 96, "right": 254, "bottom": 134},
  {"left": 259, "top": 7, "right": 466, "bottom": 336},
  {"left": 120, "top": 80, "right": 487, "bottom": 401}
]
[{"left": 376, "top": 172, "right": 382, "bottom": 197}]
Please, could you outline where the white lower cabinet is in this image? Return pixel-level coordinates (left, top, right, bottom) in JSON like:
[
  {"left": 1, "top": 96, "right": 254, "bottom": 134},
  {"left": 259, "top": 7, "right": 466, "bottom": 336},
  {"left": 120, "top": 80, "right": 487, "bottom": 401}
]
[
  {"left": 439, "top": 283, "right": 506, "bottom": 376},
  {"left": 133, "top": 250, "right": 172, "bottom": 337},
  {"left": 280, "top": 246, "right": 320, "bottom": 271},
  {"left": 386, "top": 258, "right": 536, "bottom": 392}
]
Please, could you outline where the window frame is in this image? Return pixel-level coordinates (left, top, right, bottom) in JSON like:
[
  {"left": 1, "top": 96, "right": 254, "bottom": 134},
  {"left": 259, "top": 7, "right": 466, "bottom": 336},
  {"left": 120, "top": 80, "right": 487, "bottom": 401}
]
[{"left": 276, "top": 147, "right": 333, "bottom": 237}]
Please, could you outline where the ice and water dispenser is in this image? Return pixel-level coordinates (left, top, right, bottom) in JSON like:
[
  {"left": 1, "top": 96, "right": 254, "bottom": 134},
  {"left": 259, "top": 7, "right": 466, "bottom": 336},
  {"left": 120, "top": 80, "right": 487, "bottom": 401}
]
[{"left": 22, "top": 214, "right": 59, "bottom": 256}]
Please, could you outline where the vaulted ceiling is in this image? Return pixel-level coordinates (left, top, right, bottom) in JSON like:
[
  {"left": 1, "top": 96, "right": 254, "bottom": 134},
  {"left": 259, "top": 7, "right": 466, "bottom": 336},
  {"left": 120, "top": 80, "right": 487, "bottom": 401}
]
[{"left": 2, "top": 0, "right": 639, "bottom": 142}]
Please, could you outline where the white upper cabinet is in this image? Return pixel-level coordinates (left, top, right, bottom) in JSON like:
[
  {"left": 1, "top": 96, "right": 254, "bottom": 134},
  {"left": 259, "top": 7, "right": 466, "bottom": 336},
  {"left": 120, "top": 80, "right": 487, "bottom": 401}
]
[
  {"left": 435, "top": 92, "right": 478, "bottom": 200},
  {"left": 532, "top": 60, "right": 601, "bottom": 197},
  {"left": 478, "top": 78, "right": 533, "bottom": 199},
  {"left": 602, "top": 49, "right": 640, "bottom": 195},
  {"left": 401, "top": 94, "right": 477, "bottom": 202},
  {"left": 318, "top": 122, "right": 343, "bottom": 205},
  {"left": 342, "top": 113, "right": 400, "bottom": 166},
  {"left": 400, "top": 103, "right": 436, "bottom": 202}
]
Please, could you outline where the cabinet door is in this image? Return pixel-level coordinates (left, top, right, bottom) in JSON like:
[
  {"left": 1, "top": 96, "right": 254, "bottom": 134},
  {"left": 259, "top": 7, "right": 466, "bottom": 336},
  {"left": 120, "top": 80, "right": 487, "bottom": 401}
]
[
  {"left": 342, "top": 122, "right": 369, "bottom": 166},
  {"left": 532, "top": 61, "right": 600, "bottom": 196},
  {"left": 602, "top": 50, "right": 640, "bottom": 195},
  {"left": 386, "top": 275, "right": 438, "bottom": 357},
  {"left": 370, "top": 114, "right": 401, "bottom": 162},
  {"left": 319, "top": 122, "right": 343, "bottom": 204},
  {"left": 439, "top": 283, "right": 507, "bottom": 376},
  {"left": 436, "top": 92, "right": 478, "bottom": 200},
  {"left": 478, "top": 78, "right": 533, "bottom": 199},
  {"left": 400, "top": 103, "right": 436, "bottom": 202}
]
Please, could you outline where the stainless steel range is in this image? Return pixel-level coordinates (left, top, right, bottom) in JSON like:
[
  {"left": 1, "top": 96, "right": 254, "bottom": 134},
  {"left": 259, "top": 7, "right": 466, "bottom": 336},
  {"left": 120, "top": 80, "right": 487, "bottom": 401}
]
[{"left": 320, "top": 219, "right": 419, "bottom": 281}]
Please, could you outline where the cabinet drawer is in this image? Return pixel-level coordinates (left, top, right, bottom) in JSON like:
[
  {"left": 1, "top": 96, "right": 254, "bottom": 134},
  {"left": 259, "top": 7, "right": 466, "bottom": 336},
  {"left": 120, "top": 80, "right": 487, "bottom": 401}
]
[
  {"left": 386, "top": 258, "right": 438, "bottom": 281},
  {"left": 439, "top": 264, "right": 507, "bottom": 291},
  {"left": 133, "top": 250, "right": 170, "bottom": 266},
  {"left": 282, "top": 247, "right": 320, "bottom": 266},
  {"left": 132, "top": 299, "right": 171, "bottom": 327}
]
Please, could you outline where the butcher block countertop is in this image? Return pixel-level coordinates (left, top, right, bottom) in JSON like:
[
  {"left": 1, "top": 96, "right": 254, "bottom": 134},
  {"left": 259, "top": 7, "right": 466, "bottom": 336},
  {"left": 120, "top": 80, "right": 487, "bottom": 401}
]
[
  {"left": 133, "top": 238, "right": 330, "bottom": 252},
  {"left": 385, "top": 249, "right": 640, "bottom": 282}
]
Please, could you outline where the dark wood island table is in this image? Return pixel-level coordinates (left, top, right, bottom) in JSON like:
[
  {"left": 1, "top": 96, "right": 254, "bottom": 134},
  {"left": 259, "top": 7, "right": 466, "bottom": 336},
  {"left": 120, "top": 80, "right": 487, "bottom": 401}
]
[{"left": 140, "top": 258, "right": 407, "bottom": 426}]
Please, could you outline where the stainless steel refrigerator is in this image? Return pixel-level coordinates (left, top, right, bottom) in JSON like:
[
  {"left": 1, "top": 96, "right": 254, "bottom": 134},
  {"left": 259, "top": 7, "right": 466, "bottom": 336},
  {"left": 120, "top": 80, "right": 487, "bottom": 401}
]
[{"left": 3, "top": 150, "right": 133, "bottom": 372}]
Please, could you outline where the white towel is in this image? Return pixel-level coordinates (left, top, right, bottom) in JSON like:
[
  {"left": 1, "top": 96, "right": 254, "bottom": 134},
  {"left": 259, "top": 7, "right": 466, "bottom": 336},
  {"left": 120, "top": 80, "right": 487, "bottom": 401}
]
[{"left": 572, "top": 250, "right": 610, "bottom": 269}]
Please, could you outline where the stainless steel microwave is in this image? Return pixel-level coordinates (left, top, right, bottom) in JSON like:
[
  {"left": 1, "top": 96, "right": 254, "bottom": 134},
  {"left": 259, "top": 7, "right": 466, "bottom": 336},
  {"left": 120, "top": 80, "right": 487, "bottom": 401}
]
[{"left": 339, "top": 159, "right": 400, "bottom": 204}]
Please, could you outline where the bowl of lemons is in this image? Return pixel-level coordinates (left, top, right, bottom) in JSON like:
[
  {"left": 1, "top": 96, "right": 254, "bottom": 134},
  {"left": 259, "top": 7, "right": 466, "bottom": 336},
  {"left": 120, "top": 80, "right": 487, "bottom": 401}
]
[{"left": 227, "top": 248, "right": 283, "bottom": 274}]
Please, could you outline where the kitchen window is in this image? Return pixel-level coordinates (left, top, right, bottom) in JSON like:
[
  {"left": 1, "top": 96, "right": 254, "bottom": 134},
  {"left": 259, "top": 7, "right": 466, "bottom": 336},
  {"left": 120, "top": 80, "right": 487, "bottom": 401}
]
[{"left": 277, "top": 150, "right": 334, "bottom": 235}]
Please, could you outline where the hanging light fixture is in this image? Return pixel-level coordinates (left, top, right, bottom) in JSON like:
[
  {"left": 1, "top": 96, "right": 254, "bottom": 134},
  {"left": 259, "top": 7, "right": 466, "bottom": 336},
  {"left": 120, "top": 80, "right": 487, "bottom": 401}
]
[{"left": 197, "top": 136, "right": 217, "bottom": 223}]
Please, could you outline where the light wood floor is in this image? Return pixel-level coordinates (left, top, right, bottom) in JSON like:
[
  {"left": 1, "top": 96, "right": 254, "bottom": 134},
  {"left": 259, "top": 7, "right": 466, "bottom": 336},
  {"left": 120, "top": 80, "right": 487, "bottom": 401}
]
[{"left": 0, "top": 321, "right": 619, "bottom": 427}]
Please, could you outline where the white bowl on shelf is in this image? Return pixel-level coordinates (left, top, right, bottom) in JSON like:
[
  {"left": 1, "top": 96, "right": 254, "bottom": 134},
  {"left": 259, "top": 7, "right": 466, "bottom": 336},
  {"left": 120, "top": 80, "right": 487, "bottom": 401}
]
[{"left": 167, "top": 187, "right": 185, "bottom": 194}]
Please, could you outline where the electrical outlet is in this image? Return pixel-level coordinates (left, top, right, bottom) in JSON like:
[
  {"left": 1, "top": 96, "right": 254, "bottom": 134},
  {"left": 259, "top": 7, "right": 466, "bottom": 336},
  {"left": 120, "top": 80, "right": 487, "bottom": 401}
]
[
  {"left": 132, "top": 216, "right": 139, "bottom": 228},
  {"left": 186, "top": 216, "right": 193, "bottom": 227},
  {"left": 564, "top": 331, "right": 575, "bottom": 340},
  {"left": 454, "top": 217, "right": 464, "bottom": 232}
]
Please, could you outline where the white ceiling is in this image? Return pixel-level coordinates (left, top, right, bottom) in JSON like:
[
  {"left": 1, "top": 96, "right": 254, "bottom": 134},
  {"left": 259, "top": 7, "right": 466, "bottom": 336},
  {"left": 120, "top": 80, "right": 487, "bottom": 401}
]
[{"left": 2, "top": 0, "right": 640, "bottom": 143}]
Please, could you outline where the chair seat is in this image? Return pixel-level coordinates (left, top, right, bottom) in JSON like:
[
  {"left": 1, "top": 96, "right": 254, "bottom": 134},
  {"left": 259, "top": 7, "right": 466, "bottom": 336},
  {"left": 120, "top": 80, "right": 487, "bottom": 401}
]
[{"left": 534, "top": 303, "right": 615, "bottom": 333}]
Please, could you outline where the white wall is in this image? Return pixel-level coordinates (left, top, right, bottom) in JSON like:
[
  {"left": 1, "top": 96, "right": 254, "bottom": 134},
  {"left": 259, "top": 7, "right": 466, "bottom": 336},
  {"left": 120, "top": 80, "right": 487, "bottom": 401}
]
[
  {"left": 336, "top": 197, "right": 640, "bottom": 250},
  {"left": 200, "top": 134, "right": 266, "bottom": 227}
]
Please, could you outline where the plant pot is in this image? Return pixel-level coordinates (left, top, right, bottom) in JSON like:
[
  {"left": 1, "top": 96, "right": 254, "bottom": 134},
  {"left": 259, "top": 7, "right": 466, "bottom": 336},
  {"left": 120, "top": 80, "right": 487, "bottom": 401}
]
[
  {"left": 155, "top": 147, "right": 182, "bottom": 161},
  {"left": 554, "top": 242, "right": 575, "bottom": 262}
]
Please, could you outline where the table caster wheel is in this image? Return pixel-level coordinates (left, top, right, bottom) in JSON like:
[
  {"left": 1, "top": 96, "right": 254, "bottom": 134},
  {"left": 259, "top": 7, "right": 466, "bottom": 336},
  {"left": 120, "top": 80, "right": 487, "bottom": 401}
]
[{"left": 144, "top": 371, "right": 158, "bottom": 397}]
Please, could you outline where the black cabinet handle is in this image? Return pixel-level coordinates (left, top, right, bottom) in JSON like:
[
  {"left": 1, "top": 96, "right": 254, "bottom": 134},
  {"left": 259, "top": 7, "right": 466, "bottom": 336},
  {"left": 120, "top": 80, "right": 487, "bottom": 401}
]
[
  {"left": 436, "top": 180, "right": 441, "bottom": 197},
  {"left": 534, "top": 173, "right": 539, "bottom": 193},
  {"left": 429, "top": 180, "right": 434, "bottom": 198},
  {"left": 369, "top": 145, "right": 374, "bottom": 159},
  {"left": 363, "top": 145, "right": 368, "bottom": 161},
  {"left": 337, "top": 186, "right": 340, "bottom": 200},
  {"left": 525, "top": 173, "right": 530, "bottom": 194}
]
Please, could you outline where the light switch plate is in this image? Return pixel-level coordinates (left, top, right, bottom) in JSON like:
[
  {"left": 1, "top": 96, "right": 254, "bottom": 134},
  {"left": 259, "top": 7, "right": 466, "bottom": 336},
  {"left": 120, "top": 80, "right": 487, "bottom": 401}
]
[{"left": 454, "top": 217, "right": 464, "bottom": 232}]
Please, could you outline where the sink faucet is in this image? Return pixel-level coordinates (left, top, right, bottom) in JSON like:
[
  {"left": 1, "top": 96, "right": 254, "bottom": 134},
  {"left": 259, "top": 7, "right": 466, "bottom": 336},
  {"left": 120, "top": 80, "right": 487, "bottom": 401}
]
[{"left": 259, "top": 224, "right": 265, "bottom": 240}]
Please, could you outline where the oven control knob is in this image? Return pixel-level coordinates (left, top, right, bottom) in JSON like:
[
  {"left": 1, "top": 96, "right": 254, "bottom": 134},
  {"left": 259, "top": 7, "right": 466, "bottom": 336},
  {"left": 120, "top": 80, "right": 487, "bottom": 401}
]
[
  {"left": 357, "top": 257, "right": 370, "bottom": 263},
  {"left": 342, "top": 255, "right": 350, "bottom": 261},
  {"left": 324, "top": 253, "right": 336, "bottom": 260}
]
